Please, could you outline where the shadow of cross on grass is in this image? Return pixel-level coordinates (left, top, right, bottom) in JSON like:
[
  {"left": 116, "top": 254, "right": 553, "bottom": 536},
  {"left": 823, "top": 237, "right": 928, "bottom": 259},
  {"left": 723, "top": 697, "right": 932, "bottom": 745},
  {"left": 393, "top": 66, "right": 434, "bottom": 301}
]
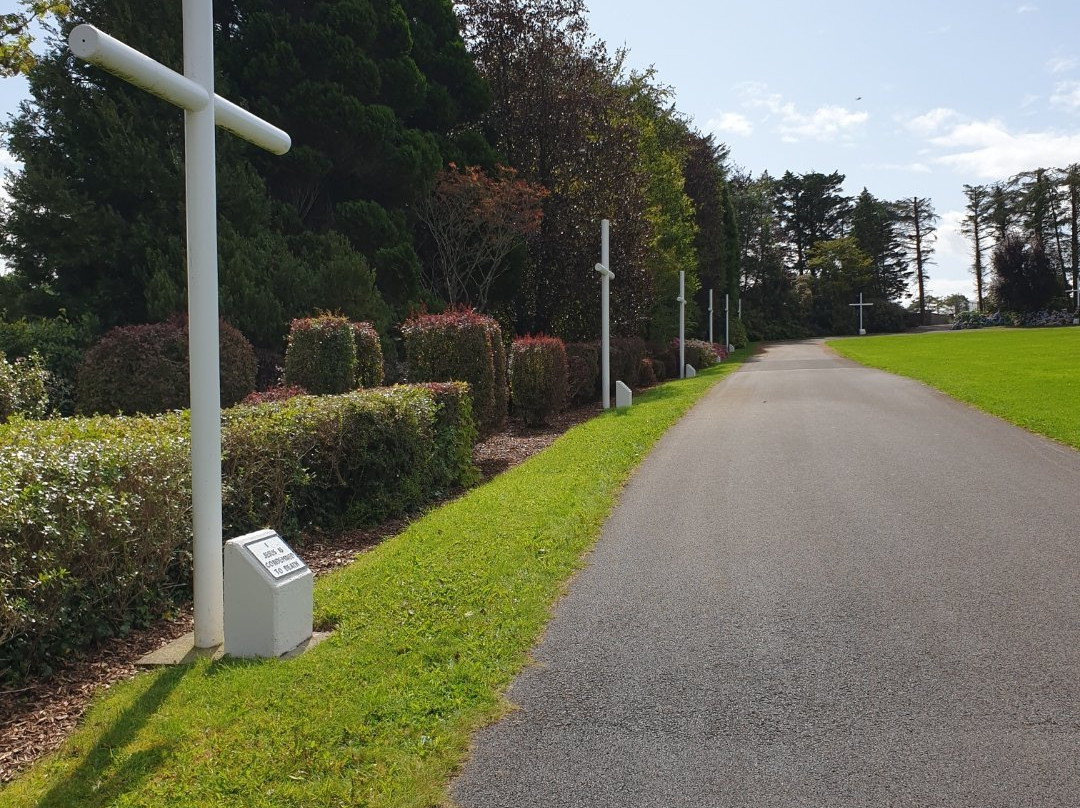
[{"left": 33, "top": 665, "right": 186, "bottom": 808}]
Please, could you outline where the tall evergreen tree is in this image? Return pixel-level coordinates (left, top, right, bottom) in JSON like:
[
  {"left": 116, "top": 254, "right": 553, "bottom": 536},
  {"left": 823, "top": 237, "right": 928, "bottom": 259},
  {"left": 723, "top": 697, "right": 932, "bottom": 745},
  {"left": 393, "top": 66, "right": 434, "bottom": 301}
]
[
  {"left": 990, "top": 233, "right": 1064, "bottom": 312},
  {"left": 850, "top": 188, "right": 909, "bottom": 302},
  {"left": 894, "top": 196, "right": 937, "bottom": 324},
  {"left": 775, "top": 170, "right": 850, "bottom": 275},
  {"left": 961, "top": 183, "right": 991, "bottom": 311}
]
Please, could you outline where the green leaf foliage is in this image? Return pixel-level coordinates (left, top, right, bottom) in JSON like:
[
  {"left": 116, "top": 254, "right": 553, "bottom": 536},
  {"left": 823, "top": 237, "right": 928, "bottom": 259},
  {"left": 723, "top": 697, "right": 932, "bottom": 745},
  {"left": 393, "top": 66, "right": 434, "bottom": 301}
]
[
  {"left": 509, "top": 335, "right": 569, "bottom": 426},
  {"left": 0, "top": 382, "right": 477, "bottom": 683},
  {"left": 402, "top": 307, "right": 508, "bottom": 433},
  {"left": 283, "top": 315, "right": 358, "bottom": 396},
  {"left": 75, "top": 316, "right": 256, "bottom": 415},
  {"left": 352, "top": 321, "right": 385, "bottom": 388}
]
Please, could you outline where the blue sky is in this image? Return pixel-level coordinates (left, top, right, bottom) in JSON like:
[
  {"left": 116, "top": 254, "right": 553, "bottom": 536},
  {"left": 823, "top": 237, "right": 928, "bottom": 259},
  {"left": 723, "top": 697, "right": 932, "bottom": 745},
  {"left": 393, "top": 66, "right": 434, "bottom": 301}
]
[
  {"left": 4, "top": 1, "right": 1080, "bottom": 300},
  {"left": 585, "top": 0, "right": 1080, "bottom": 301}
]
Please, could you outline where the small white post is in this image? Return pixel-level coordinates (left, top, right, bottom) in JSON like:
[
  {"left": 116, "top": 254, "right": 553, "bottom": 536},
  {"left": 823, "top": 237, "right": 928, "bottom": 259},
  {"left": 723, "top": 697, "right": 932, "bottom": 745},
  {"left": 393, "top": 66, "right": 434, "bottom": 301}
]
[
  {"left": 678, "top": 271, "right": 686, "bottom": 379},
  {"left": 1067, "top": 287, "right": 1078, "bottom": 325},
  {"left": 725, "top": 293, "right": 730, "bottom": 353},
  {"left": 708, "top": 289, "right": 713, "bottom": 345},
  {"left": 594, "top": 219, "right": 614, "bottom": 409},
  {"left": 849, "top": 292, "right": 874, "bottom": 335},
  {"left": 738, "top": 298, "right": 742, "bottom": 320}
]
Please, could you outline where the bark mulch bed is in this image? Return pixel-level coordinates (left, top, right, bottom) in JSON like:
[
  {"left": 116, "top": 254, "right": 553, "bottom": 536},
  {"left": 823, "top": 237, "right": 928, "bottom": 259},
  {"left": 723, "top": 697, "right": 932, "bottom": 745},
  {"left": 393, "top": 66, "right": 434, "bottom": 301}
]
[{"left": 0, "top": 402, "right": 600, "bottom": 784}]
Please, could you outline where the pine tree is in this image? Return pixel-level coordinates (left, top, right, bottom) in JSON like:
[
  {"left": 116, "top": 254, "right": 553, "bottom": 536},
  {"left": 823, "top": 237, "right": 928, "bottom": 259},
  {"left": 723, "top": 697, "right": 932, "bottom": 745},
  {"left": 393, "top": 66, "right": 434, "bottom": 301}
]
[
  {"left": 850, "top": 188, "right": 909, "bottom": 303},
  {"left": 894, "top": 196, "right": 937, "bottom": 324},
  {"left": 961, "top": 184, "right": 991, "bottom": 311}
]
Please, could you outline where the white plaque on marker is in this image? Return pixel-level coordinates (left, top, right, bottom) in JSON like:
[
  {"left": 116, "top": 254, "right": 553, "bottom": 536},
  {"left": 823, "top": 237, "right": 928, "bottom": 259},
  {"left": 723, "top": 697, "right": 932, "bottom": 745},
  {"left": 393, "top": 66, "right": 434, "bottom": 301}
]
[{"left": 246, "top": 534, "right": 306, "bottom": 579}]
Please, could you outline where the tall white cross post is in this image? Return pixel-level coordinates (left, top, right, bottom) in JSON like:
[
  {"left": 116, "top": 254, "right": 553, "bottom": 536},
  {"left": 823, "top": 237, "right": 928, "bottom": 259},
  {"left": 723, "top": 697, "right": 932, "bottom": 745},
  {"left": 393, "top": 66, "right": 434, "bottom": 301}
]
[
  {"left": 70, "top": 7, "right": 291, "bottom": 650},
  {"left": 1066, "top": 287, "right": 1078, "bottom": 325},
  {"left": 708, "top": 289, "right": 713, "bottom": 344},
  {"left": 725, "top": 293, "right": 730, "bottom": 352},
  {"left": 677, "top": 271, "right": 686, "bottom": 378},
  {"left": 849, "top": 292, "right": 873, "bottom": 336},
  {"left": 594, "top": 219, "right": 614, "bottom": 410}
]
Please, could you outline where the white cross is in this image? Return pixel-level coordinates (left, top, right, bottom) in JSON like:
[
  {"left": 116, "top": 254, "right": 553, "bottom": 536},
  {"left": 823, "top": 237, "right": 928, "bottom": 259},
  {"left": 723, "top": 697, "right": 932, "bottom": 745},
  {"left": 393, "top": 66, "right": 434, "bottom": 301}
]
[
  {"left": 593, "top": 219, "right": 614, "bottom": 409},
  {"left": 849, "top": 292, "right": 874, "bottom": 335},
  {"left": 70, "top": 3, "right": 291, "bottom": 650}
]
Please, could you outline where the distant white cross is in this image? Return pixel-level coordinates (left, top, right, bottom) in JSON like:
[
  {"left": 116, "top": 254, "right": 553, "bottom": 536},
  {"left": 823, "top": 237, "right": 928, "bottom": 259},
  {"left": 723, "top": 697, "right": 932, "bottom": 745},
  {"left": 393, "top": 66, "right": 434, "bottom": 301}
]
[
  {"left": 70, "top": 3, "right": 291, "bottom": 649},
  {"left": 594, "top": 219, "right": 613, "bottom": 409},
  {"left": 849, "top": 292, "right": 874, "bottom": 336}
]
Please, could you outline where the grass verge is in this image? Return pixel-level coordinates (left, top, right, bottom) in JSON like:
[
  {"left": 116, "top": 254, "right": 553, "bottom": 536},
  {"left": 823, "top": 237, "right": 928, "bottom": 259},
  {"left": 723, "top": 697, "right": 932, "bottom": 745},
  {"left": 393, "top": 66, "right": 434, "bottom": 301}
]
[
  {"left": 1, "top": 350, "right": 749, "bottom": 808},
  {"left": 828, "top": 328, "right": 1080, "bottom": 449}
]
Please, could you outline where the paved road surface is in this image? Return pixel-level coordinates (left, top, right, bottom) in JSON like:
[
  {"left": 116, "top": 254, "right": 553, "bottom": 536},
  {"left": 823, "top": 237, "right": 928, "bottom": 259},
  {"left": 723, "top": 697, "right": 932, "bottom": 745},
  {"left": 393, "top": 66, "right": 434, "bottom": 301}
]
[{"left": 452, "top": 340, "right": 1080, "bottom": 807}]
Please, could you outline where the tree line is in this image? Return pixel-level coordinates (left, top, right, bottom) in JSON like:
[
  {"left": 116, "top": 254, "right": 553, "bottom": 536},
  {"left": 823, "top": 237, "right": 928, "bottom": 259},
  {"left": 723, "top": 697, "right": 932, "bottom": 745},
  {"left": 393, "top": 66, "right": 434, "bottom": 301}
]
[{"left": 0, "top": 0, "right": 968, "bottom": 359}]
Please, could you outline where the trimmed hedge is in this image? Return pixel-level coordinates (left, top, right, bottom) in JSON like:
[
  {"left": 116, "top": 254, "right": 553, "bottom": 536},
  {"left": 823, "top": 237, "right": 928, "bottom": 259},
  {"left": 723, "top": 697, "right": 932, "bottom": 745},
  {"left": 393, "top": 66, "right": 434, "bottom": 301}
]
[
  {"left": 667, "top": 338, "right": 724, "bottom": 376},
  {"left": 75, "top": 316, "right": 256, "bottom": 415},
  {"left": 222, "top": 383, "right": 478, "bottom": 538},
  {"left": 402, "top": 308, "right": 508, "bottom": 434},
  {"left": 611, "top": 336, "right": 647, "bottom": 389},
  {"left": 0, "top": 351, "right": 51, "bottom": 422},
  {"left": 1, "top": 413, "right": 193, "bottom": 682},
  {"left": 1, "top": 384, "right": 477, "bottom": 683},
  {"left": 353, "top": 321, "right": 385, "bottom": 388},
  {"left": 283, "top": 315, "right": 357, "bottom": 395},
  {"left": 566, "top": 342, "right": 600, "bottom": 404},
  {"left": 0, "top": 312, "right": 96, "bottom": 416},
  {"left": 510, "top": 335, "right": 569, "bottom": 426}
]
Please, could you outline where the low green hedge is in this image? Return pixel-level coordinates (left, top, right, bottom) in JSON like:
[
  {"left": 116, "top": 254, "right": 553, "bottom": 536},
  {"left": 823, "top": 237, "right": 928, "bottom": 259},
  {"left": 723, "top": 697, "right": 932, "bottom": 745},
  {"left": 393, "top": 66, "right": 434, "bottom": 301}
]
[
  {"left": 0, "top": 383, "right": 477, "bottom": 683},
  {"left": 283, "top": 315, "right": 357, "bottom": 395}
]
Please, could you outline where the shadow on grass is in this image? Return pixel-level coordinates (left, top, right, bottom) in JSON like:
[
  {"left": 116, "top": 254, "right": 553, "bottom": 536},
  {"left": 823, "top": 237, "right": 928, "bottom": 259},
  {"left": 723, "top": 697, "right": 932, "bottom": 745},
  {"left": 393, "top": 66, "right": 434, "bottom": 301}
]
[{"left": 32, "top": 665, "right": 186, "bottom": 808}]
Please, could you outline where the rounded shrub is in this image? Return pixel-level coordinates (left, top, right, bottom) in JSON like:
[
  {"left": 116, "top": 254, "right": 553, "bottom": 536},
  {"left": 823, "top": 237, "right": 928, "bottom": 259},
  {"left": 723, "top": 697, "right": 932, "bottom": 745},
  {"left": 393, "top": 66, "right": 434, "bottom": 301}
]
[
  {"left": 352, "top": 321, "right": 385, "bottom": 388},
  {"left": 401, "top": 307, "right": 508, "bottom": 434},
  {"left": 0, "top": 351, "right": 52, "bottom": 422},
  {"left": 76, "top": 316, "right": 255, "bottom": 415},
  {"left": 283, "top": 315, "right": 357, "bottom": 395},
  {"left": 566, "top": 342, "right": 600, "bottom": 404},
  {"left": 509, "top": 335, "right": 569, "bottom": 426}
]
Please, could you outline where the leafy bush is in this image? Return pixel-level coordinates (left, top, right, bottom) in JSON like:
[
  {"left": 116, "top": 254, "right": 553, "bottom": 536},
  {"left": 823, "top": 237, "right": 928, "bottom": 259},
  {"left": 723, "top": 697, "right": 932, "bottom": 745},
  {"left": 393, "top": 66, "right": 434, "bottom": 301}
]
[
  {"left": 509, "top": 335, "right": 569, "bottom": 426},
  {"left": 729, "top": 317, "right": 749, "bottom": 349},
  {"left": 0, "top": 312, "right": 97, "bottom": 415},
  {"left": 638, "top": 357, "right": 657, "bottom": 388},
  {"left": 0, "top": 351, "right": 52, "bottom": 422},
  {"left": 566, "top": 342, "right": 600, "bottom": 404},
  {"left": 240, "top": 385, "right": 307, "bottom": 406},
  {"left": 402, "top": 307, "right": 508, "bottom": 433},
  {"left": 352, "top": 321, "right": 385, "bottom": 388},
  {"left": 76, "top": 316, "right": 256, "bottom": 415},
  {"left": 610, "top": 337, "right": 647, "bottom": 389},
  {"left": 222, "top": 384, "right": 478, "bottom": 538},
  {"left": 1, "top": 383, "right": 477, "bottom": 683},
  {"left": 283, "top": 315, "right": 357, "bottom": 395},
  {"left": 0, "top": 413, "right": 193, "bottom": 682},
  {"left": 667, "top": 338, "right": 723, "bottom": 374},
  {"left": 952, "top": 308, "right": 1076, "bottom": 330}
]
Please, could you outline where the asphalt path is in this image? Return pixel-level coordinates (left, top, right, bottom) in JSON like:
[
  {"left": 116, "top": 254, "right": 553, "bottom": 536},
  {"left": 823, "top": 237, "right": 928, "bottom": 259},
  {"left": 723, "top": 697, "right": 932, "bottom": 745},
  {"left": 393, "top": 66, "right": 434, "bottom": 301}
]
[{"left": 451, "top": 339, "right": 1080, "bottom": 808}]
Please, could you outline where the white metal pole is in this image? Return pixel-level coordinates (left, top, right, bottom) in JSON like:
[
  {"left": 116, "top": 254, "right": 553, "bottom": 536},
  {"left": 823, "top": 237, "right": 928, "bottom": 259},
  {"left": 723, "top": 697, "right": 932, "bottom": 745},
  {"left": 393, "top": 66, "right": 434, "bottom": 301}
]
[
  {"left": 600, "top": 219, "right": 611, "bottom": 410},
  {"left": 725, "top": 293, "right": 730, "bottom": 352},
  {"left": 184, "top": 0, "right": 223, "bottom": 649},
  {"left": 708, "top": 289, "right": 713, "bottom": 344},
  {"left": 859, "top": 292, "right": 865, "bottom": 334},
  {"left": 738, "top": 298, "right": 742, "bottom": 319},
  {"left": 678, "top": 271, "right": 685, "bottom": 378}
]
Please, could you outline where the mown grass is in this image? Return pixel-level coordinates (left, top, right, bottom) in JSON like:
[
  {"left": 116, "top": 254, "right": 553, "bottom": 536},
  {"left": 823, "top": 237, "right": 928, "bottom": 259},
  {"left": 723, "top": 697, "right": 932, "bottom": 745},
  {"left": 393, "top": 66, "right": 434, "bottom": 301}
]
[
  {"left": 0, "top": 351, "right": 749, "bottom": 808},
  {"left": 828, "top": 328, "right": 1080, "bottom": 449}
]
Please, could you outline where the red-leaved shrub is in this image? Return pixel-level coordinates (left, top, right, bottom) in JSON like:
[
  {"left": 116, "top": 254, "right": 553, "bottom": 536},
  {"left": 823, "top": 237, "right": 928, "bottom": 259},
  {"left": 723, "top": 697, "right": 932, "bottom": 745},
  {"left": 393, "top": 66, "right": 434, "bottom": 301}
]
[
  {"left": 401, "top": 307, "right": 507, "bottom": 433},
  {"left": 352, "top": 321, "right": 384, "bottom": 388},
  {"left": 510, "top": 335, "right": 569, "bottom": 426},
  {"left": 76, "top": 316, "right": 255, "bottom": 415}
]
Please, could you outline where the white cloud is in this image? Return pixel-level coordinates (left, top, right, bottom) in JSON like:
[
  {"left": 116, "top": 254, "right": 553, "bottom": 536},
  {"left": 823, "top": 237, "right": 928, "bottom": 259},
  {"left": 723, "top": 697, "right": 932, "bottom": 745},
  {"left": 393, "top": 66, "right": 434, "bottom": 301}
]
[
  {"left": 904, "top": 107, "right": 958, "bottom": 136},
  {"left": 1046, "top": 56, "right": 1077, "bottom": 75},
  {"left": 930, "top": 118, "right": 1080, "bottom": 177},
  {"left": 737, "top": 82, "right": 867, "bottom": 143},
  {"left": 1017, "top": 4, "right": 1037, "bottom": 13},
  {"left": 1050, "top": 81, "right": 1080, "bottom": 112},
  {"left": 707, "top": 112, "right": 753, "bottom": 137},
  {"left": 868, "top": 161, "right": 932, "bottom": 174}
]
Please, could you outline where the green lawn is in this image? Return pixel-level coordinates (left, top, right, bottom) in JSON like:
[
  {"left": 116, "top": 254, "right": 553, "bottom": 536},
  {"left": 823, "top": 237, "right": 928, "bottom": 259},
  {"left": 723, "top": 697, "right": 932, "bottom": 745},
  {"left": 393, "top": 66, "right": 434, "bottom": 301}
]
[
  {"left": 828, "top": 328, "right": 1080, "bottom": 450},
  {"left": 0, "top": 352, "right": 749, "bottom": 808}
]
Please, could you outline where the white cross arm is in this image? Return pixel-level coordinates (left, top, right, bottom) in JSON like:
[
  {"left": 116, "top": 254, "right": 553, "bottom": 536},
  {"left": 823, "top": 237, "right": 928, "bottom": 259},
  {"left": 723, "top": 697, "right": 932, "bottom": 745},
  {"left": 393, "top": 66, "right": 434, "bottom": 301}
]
[
  {"left": 69, "top": 24, "right": 291, "bottom": 155},
  {"left": 848, "top": 302, "right": 874, "bottom": 307},
  {"left": 594, "top": 262, "right": 614, "bottom": 280}
]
